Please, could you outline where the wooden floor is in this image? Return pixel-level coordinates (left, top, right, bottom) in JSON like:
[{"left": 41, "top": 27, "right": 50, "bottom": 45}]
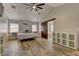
[
  {"left": 4, "top": 40, "right": 25, "bottom": 56},
  {"left": 3, "top": 38, "right": 79, "bottom": 56}
]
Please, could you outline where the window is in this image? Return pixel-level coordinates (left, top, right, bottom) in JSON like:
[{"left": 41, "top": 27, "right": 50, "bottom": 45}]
[
  {"left": 32, "top": 25, "right": 37, "bottom": 32},
  {"left": 0, "top": 23, "right": 7, "bottom": 33},
  {"left": 10, "top": 23, "right": 19, "bottom": 33}
]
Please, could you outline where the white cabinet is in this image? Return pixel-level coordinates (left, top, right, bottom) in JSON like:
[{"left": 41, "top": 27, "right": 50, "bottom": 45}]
[{"left": 53, "top": 32, "right": 77, "bottom": 50}]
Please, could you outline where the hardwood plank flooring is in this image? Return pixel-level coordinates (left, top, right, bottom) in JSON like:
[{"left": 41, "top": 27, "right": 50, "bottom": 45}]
[
  {"left": 4, "top": 40, "right": 25, "bottom": 56},
  {"left": 3, "top": 38, "right": 79, "bottom": 56},
  {"left": 21, "top": 38, "right": 79, "bottom": 56}
]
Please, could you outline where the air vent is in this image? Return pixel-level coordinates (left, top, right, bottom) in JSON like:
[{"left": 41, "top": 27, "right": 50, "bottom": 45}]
[{"left": 11, "top": 5, "right": 16, "bottom": 9}]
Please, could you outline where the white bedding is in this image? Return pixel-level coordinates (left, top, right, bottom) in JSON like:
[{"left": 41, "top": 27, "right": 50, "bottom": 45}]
[{"left": 17, "top": 33, "right": 38, "bottom": 40}]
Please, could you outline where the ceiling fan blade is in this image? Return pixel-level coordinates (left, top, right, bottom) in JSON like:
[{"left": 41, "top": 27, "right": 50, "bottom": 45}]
[
  {"left": 37, "top": 7, "right": 43, "bottom": 9},
  {"left": 35, "top": 8, "right": 38, "bottom": 11},
  {"left": 25, "top": 7, "right": 31, "bottom": 9},
  {"left": 23, "top": 3, "right": 33, "bottom": 6},
  {"left": 37, "top": 3, "right": 45, "bottom": 6},
  {"left": 32, "top": 3, "right": 35, "bottom": 5}
]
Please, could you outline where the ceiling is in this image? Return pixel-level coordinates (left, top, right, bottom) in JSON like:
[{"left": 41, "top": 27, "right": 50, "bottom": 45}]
[{"left": 3, "top": 3, "right": 65, "bottom": 22}]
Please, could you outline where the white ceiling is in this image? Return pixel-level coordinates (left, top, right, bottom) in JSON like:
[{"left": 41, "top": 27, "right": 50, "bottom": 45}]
[
  {"left": 3, "top": 3, "right": 65, "bottom": 22},
  {"left": 47, "top": 3, "right": 65, "bottom": 7}
]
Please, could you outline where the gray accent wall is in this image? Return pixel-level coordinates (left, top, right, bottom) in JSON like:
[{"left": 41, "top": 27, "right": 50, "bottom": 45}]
[{"left": 8, "top": 20, "right": 39, "bottom": 33}]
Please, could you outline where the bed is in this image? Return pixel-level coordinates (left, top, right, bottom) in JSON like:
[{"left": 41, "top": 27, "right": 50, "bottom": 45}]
[{"left": 17, "top": 32, "right": 39, "bottom": 40}]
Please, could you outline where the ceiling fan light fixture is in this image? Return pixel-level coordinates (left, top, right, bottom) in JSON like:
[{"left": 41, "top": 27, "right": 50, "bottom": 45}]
[
  {"left": 33, "top": 6, "right": 36, "bottom": 9},
  {"left": 24, "top": 3, "right": 45, "bottom": 12}
]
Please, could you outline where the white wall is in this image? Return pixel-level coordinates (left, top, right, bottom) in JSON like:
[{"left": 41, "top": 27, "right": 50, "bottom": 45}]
[
  {"left": 0, "top": 7, "right": 8, "bottom": 34},
  {"left": 43, "top": 3, "right": 79, "bottom": 33},
  {"left": 43, "top": 3, "right": 79, "bottom": 49}
]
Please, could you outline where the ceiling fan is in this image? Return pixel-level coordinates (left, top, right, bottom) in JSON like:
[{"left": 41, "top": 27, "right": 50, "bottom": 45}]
[{"left": 23, "top": 3, "right": 45, "bottom": 12}]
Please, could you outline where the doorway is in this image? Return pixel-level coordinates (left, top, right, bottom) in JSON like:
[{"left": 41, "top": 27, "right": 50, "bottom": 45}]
[{"left": 48, "top": 21, "right": 53, "bottom": 41}]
